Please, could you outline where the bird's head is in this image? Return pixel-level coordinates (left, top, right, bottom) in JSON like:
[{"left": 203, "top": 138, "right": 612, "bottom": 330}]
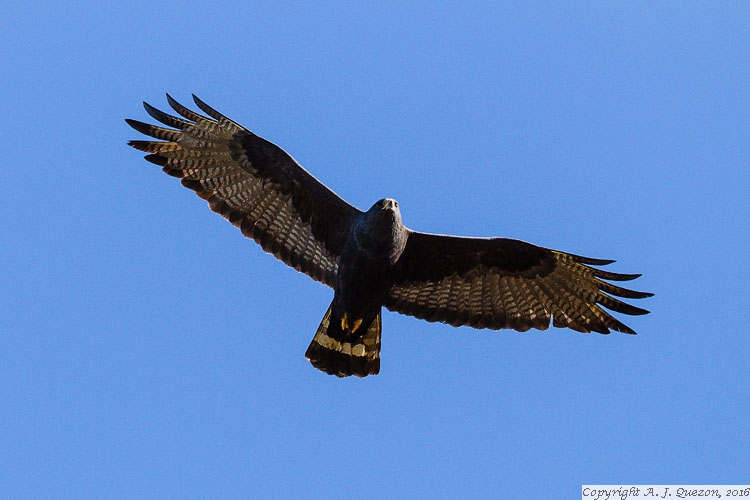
[
  {"left": 367, "top": 198, "right": 401, "bottom": 226},
  {"left": 375, "top": 197, "right": 399, "bottom": 212},
  {"left": 355, "top": 197, "right": 405, "bottom": 245}
]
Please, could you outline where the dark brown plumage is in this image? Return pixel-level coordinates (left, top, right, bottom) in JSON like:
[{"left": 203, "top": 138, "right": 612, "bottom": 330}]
[{"left": 127, "top": 94, "right": 653, "bottom": 377}]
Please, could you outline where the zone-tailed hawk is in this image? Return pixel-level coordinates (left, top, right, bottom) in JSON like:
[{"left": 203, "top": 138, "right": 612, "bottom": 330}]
[{"left": 127, "top": 95, "right": 652, "bottom": 378}]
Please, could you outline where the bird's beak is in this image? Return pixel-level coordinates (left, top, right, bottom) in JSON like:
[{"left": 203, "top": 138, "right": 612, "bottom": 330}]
[{"left": 382, "top": 199, "right": 395, "bottom": 210}]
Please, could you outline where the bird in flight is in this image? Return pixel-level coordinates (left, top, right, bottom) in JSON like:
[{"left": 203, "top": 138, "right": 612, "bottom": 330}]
[{"left": 127, "top": 95, "right": 652, "bottom": 377}]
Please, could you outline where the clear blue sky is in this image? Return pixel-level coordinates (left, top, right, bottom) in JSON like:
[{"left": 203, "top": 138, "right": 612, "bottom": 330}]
[{"left": 2, "top": 2, "right": 748, "bottom": 498}]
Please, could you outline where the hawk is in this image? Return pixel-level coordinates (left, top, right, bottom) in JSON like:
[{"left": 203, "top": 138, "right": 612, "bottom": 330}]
[{"left": 127, "top": 95, "right": 653, "bottom": 377}]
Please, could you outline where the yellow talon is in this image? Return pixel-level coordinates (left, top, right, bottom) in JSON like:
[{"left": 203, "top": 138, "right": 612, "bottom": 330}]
[
  {"left": 351, "top": 318, "right": 363, "bottom": 333},
  {"left": 341, "top": 313, "right": 349, "bottom": 332}
]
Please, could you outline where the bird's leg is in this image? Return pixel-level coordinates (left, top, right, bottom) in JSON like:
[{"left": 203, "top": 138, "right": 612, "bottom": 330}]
[{"left": 340, "top": 312, "right": 364, "bottom": 335}]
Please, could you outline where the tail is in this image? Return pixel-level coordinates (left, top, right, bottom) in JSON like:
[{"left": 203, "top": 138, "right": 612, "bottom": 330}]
[{"left": 304, "top": 304, "right": 381, "bottom": 377}]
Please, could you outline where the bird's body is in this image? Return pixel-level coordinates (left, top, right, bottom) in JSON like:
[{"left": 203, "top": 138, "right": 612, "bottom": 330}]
[
  {"left": 337, "top": 198, "right": 408, "bottom": 326},
  {"left": 127, "top": 95, "right": 653, "bottom": 377},
  {"left": 306, "top": 198, "right": 408, "bottom": 375}
]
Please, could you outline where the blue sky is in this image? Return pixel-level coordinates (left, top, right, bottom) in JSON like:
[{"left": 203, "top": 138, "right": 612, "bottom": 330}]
[{"left": 2, "top": 2, "right": 748, "bottom": 498}]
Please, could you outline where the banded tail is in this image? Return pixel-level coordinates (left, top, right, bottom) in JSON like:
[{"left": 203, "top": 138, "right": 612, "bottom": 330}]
[{"left": 305, "top": 305, "right": 381, "bottom": 377}]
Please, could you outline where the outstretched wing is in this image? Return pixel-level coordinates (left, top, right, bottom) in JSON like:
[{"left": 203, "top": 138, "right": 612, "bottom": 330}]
[
  {"left": 386, "top": 231, "right": 652, "bottom": 334},
  {"left": 126, "top": 94, "right": 361, "bottom": 286}
]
